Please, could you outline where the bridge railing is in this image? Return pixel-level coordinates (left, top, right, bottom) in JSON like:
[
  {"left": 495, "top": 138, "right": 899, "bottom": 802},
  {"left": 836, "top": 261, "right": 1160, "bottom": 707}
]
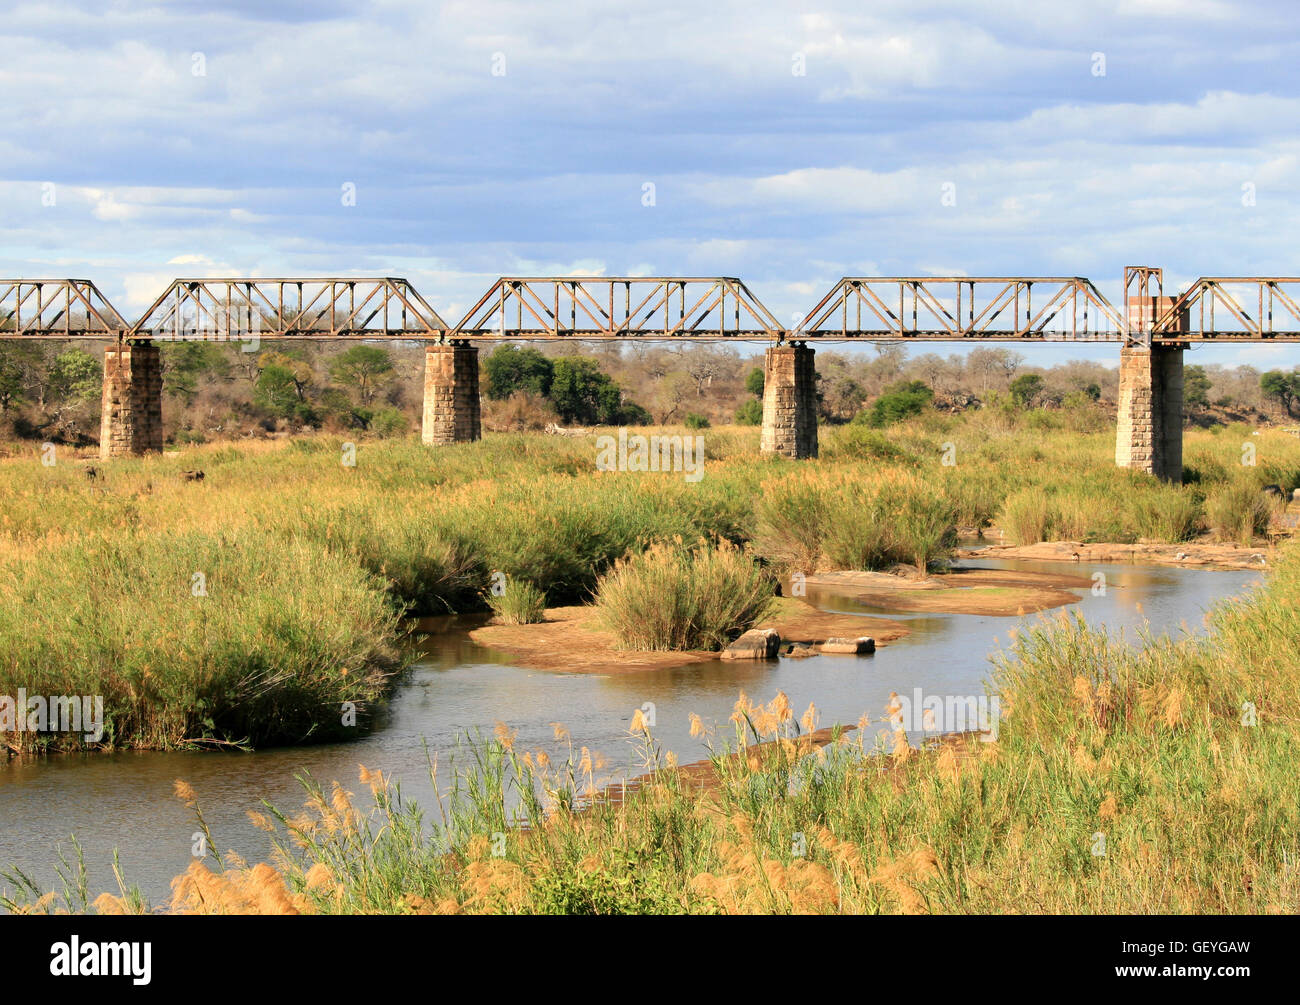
[
  {"left": 796, "top": 277, "right": 1126, "bottom": 340},
  {"left": 1153, "top": 279, "right": 1300, "bottom": 341},
  {"left": 129, "top": 278, "right": 448, "bottom": 340},
  {"left": 0, "top": 280, "right": 127, "bottom": 337},
  {"left": 450, "top": 277, "right": 784, "bottom": 338}
]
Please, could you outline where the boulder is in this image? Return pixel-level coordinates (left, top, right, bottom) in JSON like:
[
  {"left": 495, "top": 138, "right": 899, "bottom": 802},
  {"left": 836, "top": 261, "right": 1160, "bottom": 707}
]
[
  {"left": 785, "top": 643, "right": 817, "bottom": 659},
  {"left": 721, "top": 628, "right": 780, "bottom": 660},
  {"left": 819, "top": 636, "right": 876, "bottom": 655}
]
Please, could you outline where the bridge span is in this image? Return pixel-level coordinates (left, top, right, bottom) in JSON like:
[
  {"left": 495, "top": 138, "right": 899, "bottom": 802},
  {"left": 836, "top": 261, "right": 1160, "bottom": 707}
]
[{"left": 2, "top": 266, "right": 1296, "bottom": 480}]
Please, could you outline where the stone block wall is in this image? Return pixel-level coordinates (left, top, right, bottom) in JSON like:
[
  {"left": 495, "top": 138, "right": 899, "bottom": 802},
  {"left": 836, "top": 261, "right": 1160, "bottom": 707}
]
[
  {"left": 422, "top": 343, "right": 481, "bottom": 445},
  {"left": 760, "top": 343, "right": 818, "bottom": 459},
  {"left": 1115, "top": 343, "right": 1183, "bottom": 482},
  {"left": 100, "top": 341, "right": 163, "bottom": 459}
]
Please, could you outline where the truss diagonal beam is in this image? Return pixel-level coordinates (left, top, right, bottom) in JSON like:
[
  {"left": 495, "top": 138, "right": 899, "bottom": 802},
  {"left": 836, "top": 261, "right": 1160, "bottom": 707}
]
[
  {"left": 450, "top": 277, "right": 784, "bottom": 339},
  {"left": 0, "top": 280, "right": 127, "bottom": 337},
  {"left": 128, "top": 278, "right": 448, "bottom": 340},
  {"left": 799, "top": 277, "right": 1125, "bottom": 341}
]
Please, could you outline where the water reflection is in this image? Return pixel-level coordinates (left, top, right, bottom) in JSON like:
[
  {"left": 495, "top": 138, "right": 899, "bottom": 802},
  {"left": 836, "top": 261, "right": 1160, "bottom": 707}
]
[{"left": 0, "top": 558, "right": 1261, "bottom": 904}]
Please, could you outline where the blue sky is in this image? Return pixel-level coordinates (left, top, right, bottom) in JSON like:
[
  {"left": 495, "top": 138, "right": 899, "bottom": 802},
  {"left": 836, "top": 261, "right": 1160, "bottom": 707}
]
[{"left": 4, "top": 0, "right": 1300, "bottom": 368}]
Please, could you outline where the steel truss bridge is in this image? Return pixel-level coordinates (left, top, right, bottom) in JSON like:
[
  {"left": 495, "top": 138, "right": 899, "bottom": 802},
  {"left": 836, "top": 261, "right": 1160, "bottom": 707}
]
[{"left": 3, "top": 268, "right": 1300, "bottom": 344}]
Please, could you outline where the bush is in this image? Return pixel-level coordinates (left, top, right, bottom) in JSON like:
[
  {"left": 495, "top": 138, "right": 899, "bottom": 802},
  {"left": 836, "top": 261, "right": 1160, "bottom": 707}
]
[
  {"left": 683, "top": 413, "right": 710, "bottom": 430},
  {"left": 595, "top": 541, "right": 776, "bottom": 651},
  {"left": 1206, "top": 480, "right": 1272, "bottom": 544},
  {"left": 856, "top": 380, "right": 934, "bottom": 428},
  {"left": 370, "top": 407, "right": 408, "bottom": 439},
  {"left": 0, "top": 528, "right": 405, "bottom": 751},
  {"left": 486, "top": 578, "right": 548, "bottom": 625},
  {"left": 999, "top": 490, "right": 1052, "bottom": 545},
  {"left": 734, "top": 399, "right": 762, "bottom": 425}
]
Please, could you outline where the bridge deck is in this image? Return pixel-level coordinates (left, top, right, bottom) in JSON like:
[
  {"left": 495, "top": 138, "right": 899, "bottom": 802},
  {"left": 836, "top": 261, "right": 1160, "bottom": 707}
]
[{"left": 3, "top": 270, "right": 1300, "bottom": 342}]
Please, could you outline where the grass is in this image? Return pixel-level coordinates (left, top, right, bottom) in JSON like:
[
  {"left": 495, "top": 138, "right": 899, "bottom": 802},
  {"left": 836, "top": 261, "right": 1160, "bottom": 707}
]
[
  {"left": 486, "top": 578, "right": 548, "bottom": 625},
  {"left": 594, "top": 540, "right": 776, "bottom": 651},
  {"left": 14, "top": 538, "right": 1299, "bottom": 915},
  {"left": 0, "top": 415, "right": 1297, "bottom": 751},
  {"left": 0, "top": 527, "right": 404, "bottom": 752}
]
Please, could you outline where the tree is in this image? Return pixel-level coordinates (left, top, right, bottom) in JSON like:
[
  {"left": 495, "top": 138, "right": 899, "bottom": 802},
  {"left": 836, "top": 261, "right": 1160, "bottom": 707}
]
[
  {"left": 744, "top": 367, "right": 765, "bottom": 397},
  {"left": 162, "top": 342, "right": 232, "bottom": 404},
  {"left": 734, "top": 399, "right": 762, "bottom": 425},
  {"left": 329, "top": 345, "right": 394, "bottom": 406},
  {"left": 1259, "top": 370, "right": 1300, "bottom": 416},
  {"left": 483, "top": 345, "right": 554, "bottom": 400},
  {"left": 254, "top": 363, "right": 302, "bottom": 418},
  {"left": 1009, "top": 373, "right": 1045, "bottom": 408},
  {"left": 549, "top": 356, "right": 624, "bottom": 425},
  {"left": 256, "top": 350, "right": 313, "bottom": 401},
  {"left": 1184, "top": 365, "right": 1212, "bottom": 410},
  {"left": 857, "top": 379, "right": 934, "bottom": 427},
  {"left": 966, "top": 347, "right": 1024, "bottom": 395}
]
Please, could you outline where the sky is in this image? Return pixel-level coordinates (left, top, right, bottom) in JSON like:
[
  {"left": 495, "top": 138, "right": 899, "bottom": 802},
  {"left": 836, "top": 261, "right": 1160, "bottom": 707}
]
[{"left": 4, "top": 0, "right": 1300, "bottom": 368}]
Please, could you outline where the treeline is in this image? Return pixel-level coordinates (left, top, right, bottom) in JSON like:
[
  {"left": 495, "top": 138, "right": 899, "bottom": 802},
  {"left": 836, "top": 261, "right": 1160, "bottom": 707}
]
[{"left": 0, "top": 338, "right": 1291, "bottom": 447}]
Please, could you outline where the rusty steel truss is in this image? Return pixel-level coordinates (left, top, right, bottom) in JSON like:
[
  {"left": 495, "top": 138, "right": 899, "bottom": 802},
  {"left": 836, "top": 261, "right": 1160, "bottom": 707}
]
[
  {"left": 1150, "top": 278, "right": 1300, "bottom": 342},
  {"left": 0, "top": 280, "right": 127, "bottom": 337},
  {"left": 4, "top": 269, "right": 1300, "bottom": 343},
  {"left": 129, "top": 278, "right": 448, "bottom": 340},
  {"left": 798, "top": 277, "right": 1126, "bottom": 341},
  {"left": 450, "top": 277, "right": 784, "bottom": 339}
]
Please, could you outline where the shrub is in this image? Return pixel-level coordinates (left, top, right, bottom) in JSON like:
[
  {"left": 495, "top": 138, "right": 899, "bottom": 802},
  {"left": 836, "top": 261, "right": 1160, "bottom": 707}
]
[
  {"left": 684, "top": 413, "right": 710, "bottom": 430},
  {"left": 733, "top": 399, "right": 762, "bottom": 425},
  {"left": 370, "top": 406, "right": 408, "bottom": 439},
  {"left": 1206, "top": 480, "right": 1272, "bottom": 544},
  {"left": 856, "top": 380, "right": 934, "bottom": 428},
  {"left": 0, "top": 528, "right": 405, "bottom": 751},
  {"left": 1131, "top": 489, "right": 1202, "bottom": 542},
  {"left": 999, "top": 490, "right": 1052, "bottom": 545},
  {"left": 595, "top": 541, "right": 776, "bottom": 651},
  {"left": 486, "top": 578, "right": 548, "bottom": 625}
]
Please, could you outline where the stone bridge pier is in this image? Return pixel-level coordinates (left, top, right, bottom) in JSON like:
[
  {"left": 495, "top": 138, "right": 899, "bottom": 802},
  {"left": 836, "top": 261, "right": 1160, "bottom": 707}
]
[
  {"left": 1115, "top": 343, "right": 1184, "bottom": 483},
  {"left": 760, "top": 342, "right": 818, "bottom": 459},
  {"left": 422, "top": 342, "right": 481, "bottom": 445},
  {"left": 100, "top": 340, "right": 163, "bottom": 459}
]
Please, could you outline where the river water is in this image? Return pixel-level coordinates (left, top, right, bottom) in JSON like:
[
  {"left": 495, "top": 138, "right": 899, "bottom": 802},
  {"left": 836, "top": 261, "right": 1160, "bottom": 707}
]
[{"left": 0, "top": 557, "right": 1262, "bottom": 905}]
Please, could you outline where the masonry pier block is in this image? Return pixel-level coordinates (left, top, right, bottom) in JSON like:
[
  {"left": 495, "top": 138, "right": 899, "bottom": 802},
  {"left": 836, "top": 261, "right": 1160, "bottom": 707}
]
[
  {"left": 422, "top": 342, "right": 481, "bottom": 445},
  {"left": 100, "top": 341, "right": 163, "bottom": 460},
  {"left": 1115, "top": 343, "right": 1183, "bottom": 482},
  {"left": 760, "top": 343, "right": 818, "bottom": 459}
]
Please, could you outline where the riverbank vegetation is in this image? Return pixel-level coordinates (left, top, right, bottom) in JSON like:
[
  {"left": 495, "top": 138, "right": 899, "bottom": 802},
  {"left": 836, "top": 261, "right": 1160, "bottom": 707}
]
[
  {"left": 1, "top": 410, "right": 1297, "bottom": 752},
  {"left": 11, "top": 539, "right": 1297, "bottom": 914}
]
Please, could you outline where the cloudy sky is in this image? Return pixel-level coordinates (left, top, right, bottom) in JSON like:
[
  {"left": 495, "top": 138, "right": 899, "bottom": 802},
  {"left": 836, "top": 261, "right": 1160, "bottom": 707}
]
[{"left": 4, "top": 0, "right": 1300, "bottom": 367}]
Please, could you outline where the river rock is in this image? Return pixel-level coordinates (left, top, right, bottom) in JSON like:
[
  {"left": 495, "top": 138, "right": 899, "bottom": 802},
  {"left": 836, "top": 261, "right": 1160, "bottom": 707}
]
[
  {"left": 785, "top": 643, "right": 817, "bottom": 658},
  {"left": 721, "top": 628, "right": 780, "bottom": 660},
  {"left": 819, "top": 636, "right": 876, "bottom": 655}
]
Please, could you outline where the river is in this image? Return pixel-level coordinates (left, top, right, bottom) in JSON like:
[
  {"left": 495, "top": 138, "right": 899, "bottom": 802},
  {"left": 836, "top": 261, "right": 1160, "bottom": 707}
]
[{"left": 0, "top": 557, "right": 1262, "bottom": 905}]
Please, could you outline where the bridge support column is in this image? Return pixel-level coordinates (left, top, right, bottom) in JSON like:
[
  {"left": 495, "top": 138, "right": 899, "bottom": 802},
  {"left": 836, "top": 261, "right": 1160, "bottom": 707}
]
[
  {"left": 422, "top": 342, "right": 481, "bottom": 446},
  {"left": 761, "top": 343, "right": 818, "bottom": 459},
  {"left": 100, "top": 341, "right": 163, "bottom": 460},
  {"left": 1115, "top": 344, "right": 1183, "bottom": 482}
]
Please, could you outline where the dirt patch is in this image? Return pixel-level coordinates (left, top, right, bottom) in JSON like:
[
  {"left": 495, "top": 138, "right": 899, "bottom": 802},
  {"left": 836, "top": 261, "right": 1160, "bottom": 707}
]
[
  {"left": 961, "top": 539, "right": 1276, "bottom": 572},
  {"left": 467, "top": 598, "right": 908, "bottom": 673},
  {"left": 803, "top": 567, "right": 1089, "bottom": 616}
]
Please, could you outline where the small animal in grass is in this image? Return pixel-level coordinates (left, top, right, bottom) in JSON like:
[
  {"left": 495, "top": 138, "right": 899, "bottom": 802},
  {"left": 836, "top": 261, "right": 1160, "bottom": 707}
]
[
  {"left": 83, "top": 466, "right": 98, "bottom": 481},
  {"left": 181, "top": 470, "right": 205, "bottom": 482}
]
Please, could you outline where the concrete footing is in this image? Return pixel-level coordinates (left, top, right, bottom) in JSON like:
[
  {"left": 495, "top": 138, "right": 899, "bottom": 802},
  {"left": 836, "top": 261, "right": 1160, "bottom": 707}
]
[
  {"left": 1115, "top": 344, "right": 1183, "bottom": 482},
  {"left": 422, "top": 342, "right": 481, "bottom": 445},
  {"left": 760, "top": 343, "right": 818, "bottom": 459},
  {"left": 100, "top": 341, "right": 163, "bottom": 459}
]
